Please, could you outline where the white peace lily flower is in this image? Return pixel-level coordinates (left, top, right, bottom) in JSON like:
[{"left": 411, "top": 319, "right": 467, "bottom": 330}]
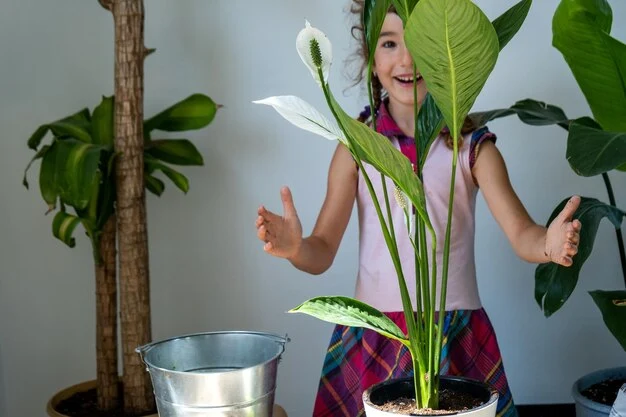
[
  {"left": 253, "top": 95, "right": 346, "bottom": 144},
  {"left": 296, "top": 20, "right": 332, "bottom": 86},
  {"left": 394, "top": 186, "right": 416, "bottom": 238}
]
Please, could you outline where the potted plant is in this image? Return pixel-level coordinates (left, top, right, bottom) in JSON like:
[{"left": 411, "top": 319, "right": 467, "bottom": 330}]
[
  {"left": 23, "top": 1, "right": 219, "bottom": 416},
  {"left": 255, "top": 0, "right": 532, "bottom": 414},
  {"left": 468, "top": 0, "right": 626, "bottom": 414}
]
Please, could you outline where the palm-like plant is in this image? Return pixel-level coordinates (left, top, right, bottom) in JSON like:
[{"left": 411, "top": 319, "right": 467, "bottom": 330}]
[
  {"left": 471, "top": 0, "right": 626, "bottom": 351},
  {"left": 23, "top": 93, "right": 217, "bottom": 412},
  {"left": 257, "top": 0, "right": 532, "bottom": 410}
]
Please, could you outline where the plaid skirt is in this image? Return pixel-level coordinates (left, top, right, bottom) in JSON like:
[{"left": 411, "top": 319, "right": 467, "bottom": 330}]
[{"left": 312, "top": 308, "right": 517, "bottom": 417}]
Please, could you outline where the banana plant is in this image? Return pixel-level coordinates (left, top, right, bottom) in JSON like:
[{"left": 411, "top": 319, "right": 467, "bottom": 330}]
[
  {"left": 23, "top": 92, "right": 218, "bottom": 409},
  {"left": 465, "top": 0, "right": 626, "bottom": 351},
  {"left": 256, "top": 0, "right": 531, "bottom": 409}
]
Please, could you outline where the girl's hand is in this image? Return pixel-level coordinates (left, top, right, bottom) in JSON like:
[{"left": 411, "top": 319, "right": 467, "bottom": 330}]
[
  {"left": 256, "top": 186, "right": 303, "bottom": 259},
  {"left": 545, "top": 195, "right": 582, "bottom": 266}
]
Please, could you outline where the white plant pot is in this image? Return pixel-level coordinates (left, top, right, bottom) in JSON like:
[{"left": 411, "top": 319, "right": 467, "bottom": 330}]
[{"left": 363, "top": 376, "right": 498, "bottom": 417}]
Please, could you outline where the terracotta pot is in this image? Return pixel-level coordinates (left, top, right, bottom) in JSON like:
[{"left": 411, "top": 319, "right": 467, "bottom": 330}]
[
  {"left": 46, "top": 379, "right": 157, "bottom": 417},
  {"left": 47, "top": 379, "right": 288, "bottom": 417}
]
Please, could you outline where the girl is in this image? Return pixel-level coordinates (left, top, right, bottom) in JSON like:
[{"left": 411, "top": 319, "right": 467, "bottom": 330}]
[{"left": 256, "top": 3, "right": 581, "bottom": 417}]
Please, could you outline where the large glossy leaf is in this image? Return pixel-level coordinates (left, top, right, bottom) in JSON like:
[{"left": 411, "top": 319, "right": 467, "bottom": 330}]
[
  {"left": 290, "top": 296, "right": 409, "bottom": 344},
  {"left": 27, "top": 108, "right": 91, "bottom": 150},
  {"left": 492, "top": 0, "right": 532, "bottom": 51},
  {"left": 535, "top": 197, "right": 625, "bottom": 316},
  {"left": 253, "top": 96, "right": 345, "bottom": 142},
  {"left": 566, "top": 119, "right": 626, "bottom": 177},
  {"left": 52, "top": 211, "right": 82, "bottom": 248},
  {"left": 145, "top": 155, "right": 190, "bottom": 193},
  {"left": 91, "top": 96, "right": 114, "bottom": 146},
  {"left": 364, "top": 0, "right": 392, "bottom": 66},
  {"left": 469, "top": 98, "right": 569, "bottom": 129},
  {"left": 145, "top": 94, "right": 218, "bottom": 132},
  {"left": 329, "top": 92, "right": 430, "bottom": 227},
  {"left": 589, "top": 290, "right": 626, "bottom": 350},
  {"left": 391, "top": 0, "right": 418, "bottom": 23},
  {"left": 553, "top": 0, "right": 626, "bottom": 132},
  {"left": 405, "top": 0, "right": 499, "bottom": 139},
  {"left": 416, "top": 94, "right": 445, "bottom": 169},
  {"left": 146, "top": 139, "right": 204, "bottom": 166}
]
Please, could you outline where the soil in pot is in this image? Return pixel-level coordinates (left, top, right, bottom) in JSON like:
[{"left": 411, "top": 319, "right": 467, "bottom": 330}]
[
  {"left": 378, "top": 387, "right": 483, "bottom": 415},
  {"left": 581, "top": 378, "right": 626, "bottom": 407},
  {"left": 55, "top": 385, "right": 156, "bottom": 417},
  {"left": 370, "top": 377, "right": 491, "bottom": 415}
]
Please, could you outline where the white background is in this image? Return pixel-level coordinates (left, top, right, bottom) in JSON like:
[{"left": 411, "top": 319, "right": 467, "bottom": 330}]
[{"left": 0, "top": 1, "right": 625, "bottom": 416}]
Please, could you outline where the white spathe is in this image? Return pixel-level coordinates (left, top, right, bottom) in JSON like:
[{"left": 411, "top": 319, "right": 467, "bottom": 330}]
[
  {"left": 253, "top": 95, "right": 346, "bottom": 144},
  {"left": 295, "top": 20, "right": 332, "bottom": 86}
]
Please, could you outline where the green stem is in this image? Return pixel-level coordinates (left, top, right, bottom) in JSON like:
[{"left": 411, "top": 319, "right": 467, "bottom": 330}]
[{"left": 433, "top": 128, "right": 459, "bottom": 390}]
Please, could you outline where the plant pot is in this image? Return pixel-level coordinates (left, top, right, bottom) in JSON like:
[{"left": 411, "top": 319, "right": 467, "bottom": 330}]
[
  {"left": 363, "top": 376, "right": 498, "bottom": 416},
  {"left": 46, "top": 379, "right": 158, "bottom": 417},
  {"left": 47, "top": 379, "right": 289, "bottom": 417},
  {"left": 136, "top": 331, "right": 288, "bottom": 417},
  {"left": 572, "top": 366, "right": 626, "bottom": 417}
]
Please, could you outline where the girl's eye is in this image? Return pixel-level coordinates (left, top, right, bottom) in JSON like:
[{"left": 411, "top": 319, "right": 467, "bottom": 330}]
[{"left": 381, "top": 40, "right": 396, "bottom": 48}]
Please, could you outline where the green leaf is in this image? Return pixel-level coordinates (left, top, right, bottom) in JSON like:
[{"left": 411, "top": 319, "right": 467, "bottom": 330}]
[
  {"left": 146, "top": 139, "right": 204, "bottom": 166},
  {"left": 535, "top": 197, "right": 625, "bottom": 316},
  {"left": 566, "top": 119, "right": 626, "bottom": 177},
  {"left": 27, "top": 108, "right": 91, "bottom": 150},
  {"left": 23, "top": 145, "right": 50, "bottom": 189},
  {"left": 405, "top": 0, "right": 499, "bottom": 139},
  {"left": 145, "top": 174, "right": 165, "bottom": 196},
  {"left": 290, "top": 296, "right": 409, "bottom": 344},
  {"left": 589, "top": 290, "right": 626, "bottom": 351},
  {"left": 417, "top": 94, "right": 445, "bottom": 169},
  {"left": 39, "top": 142, "right": 60, "bottom": 208},
  {"left": 329, "top": 92, "right": 430, "bottom": 227},
  {"left": 91, "top": 96, "right": 114, "bottom": 146},
  {"left": 469, "top": 98, "right": 570, "bottom": 130},
  {"left": 364, "top": 0, "right": 392, "bottom": 67},
  {"left": 145, "top": 155, "right": 190, "bottom": 193},
  {"left": 27, "top": 125, "right": 51, "bottom": 151},
  {"left": 552, "top": 0, "right": 626, "bottom": 132},
  {"left": 144, "top": 94, "right": 218, "bottom": 132},
  {"left": 492, "top": 0, "right": 532, "bottom": 51},
  {"left": 390, "top": 0, "right": 418, "bottom": 23},
  {"left": 49, "top": 139, "right": 110, "bottom": 210},
  {"left": 52, "top": 211, "right": 82, "bottom": 248}
]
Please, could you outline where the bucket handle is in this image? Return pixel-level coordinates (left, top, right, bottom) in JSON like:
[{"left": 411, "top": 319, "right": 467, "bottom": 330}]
[{"left": 135, "top": 341, "right": 156, "bottom": 364}]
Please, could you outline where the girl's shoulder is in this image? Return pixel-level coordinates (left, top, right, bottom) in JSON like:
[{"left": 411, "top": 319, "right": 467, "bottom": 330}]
[{"left": 469, "top": 125, "right": 497, "bottom": 170}]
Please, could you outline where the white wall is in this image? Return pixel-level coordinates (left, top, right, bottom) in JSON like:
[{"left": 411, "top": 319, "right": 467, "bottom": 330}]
[{"left": 1, "top": 1, "right": 625, "bottom": 416}]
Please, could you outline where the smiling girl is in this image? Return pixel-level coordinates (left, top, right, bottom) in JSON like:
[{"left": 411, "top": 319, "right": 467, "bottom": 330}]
[{"left": 256, "top": 3, "right": 582, "bottom": 416}]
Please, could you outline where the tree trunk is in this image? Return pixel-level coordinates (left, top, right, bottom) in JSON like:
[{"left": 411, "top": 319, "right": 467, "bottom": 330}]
[
  {"left": 95, "top": 215, "right": 119, "bottom": 410},
  {"left": 111, "top": 0, "right": 154, "bottom": 413}
]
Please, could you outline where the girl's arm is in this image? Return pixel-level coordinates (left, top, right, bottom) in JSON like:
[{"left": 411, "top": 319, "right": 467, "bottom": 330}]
[
  {"left": 473, "top": 140, "right": 581, "bottom": 266},
  {"left": 257, "top": 143, "right": 357, "bottom": 274}
]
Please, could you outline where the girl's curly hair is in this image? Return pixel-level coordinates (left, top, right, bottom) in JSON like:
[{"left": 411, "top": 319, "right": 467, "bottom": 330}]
[{"left": 347, "top": 0, "right": 475, "bottom": 148}]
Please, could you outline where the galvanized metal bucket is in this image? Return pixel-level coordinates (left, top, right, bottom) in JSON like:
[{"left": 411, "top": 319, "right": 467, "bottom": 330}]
[{"left": 136, "top": 331, "right": 288, "bottom": 417}]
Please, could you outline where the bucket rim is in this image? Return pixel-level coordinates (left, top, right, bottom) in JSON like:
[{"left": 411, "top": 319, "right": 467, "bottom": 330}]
[{"left": 136, "top": 330, "right": 288, "bottom": 375}]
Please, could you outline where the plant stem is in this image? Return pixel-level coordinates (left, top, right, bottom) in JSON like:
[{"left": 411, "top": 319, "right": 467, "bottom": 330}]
[
  {"left": 602, "top": 172, "right": 626, "bottom": 287},
  {"left": 319, "top": 68, "right": 425, "bottom": 405}
]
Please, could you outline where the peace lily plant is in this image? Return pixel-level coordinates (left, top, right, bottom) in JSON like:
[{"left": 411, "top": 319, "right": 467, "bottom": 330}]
[{"left": 256, "top": 0, "right": 531, "bottom": 410}]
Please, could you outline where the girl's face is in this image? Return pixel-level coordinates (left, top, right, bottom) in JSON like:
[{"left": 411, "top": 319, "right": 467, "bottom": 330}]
[{"left": 373, "top": 13, "right": 427, "bottom": 110}]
